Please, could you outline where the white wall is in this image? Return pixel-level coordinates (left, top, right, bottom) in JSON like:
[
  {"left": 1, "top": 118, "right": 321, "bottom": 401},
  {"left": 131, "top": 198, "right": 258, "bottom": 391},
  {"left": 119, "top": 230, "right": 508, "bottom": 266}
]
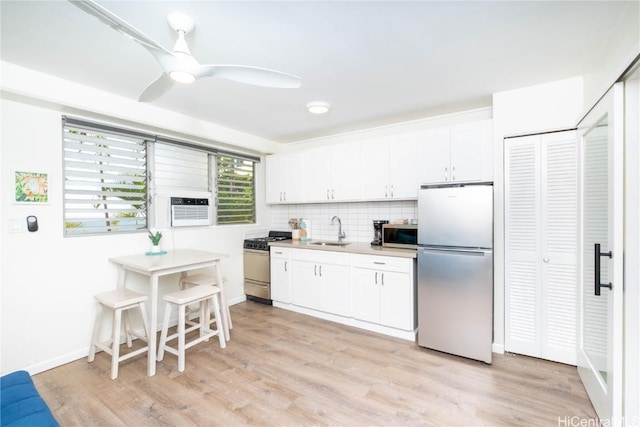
[
  {"left": 582, "top": 1, "right": 640, "bottom": 115},
  {"left": 0, "top": 67, "right": 275, "bottom": 375},
  {"left": 491, "top": 76, "right": 584, "bottom": 353}
]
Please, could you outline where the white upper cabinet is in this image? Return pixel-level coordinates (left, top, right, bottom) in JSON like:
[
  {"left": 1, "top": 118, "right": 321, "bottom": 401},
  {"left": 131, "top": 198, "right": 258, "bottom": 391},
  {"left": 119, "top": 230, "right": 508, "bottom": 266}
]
[
  {"left": 418, "top": 119, "right": 493, "bottom": 185},
  {"left": 361, "top": 133, "right": 418, "bottom": 200},
  {"left": 266, "top": 152, "right": 305, "bottom": 203},
  {"left": 266, "top": 117, "right": 493, "bottom": 204},
  {"left": 303, "top": 142, "right": 362, "bottom": 202}
]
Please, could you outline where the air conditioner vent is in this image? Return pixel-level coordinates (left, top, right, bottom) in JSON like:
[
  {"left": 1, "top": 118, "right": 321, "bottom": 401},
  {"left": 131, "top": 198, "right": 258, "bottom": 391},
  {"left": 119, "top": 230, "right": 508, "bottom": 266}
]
[{"left": 171, "top": 197, "right": 210, "bottom": 227}]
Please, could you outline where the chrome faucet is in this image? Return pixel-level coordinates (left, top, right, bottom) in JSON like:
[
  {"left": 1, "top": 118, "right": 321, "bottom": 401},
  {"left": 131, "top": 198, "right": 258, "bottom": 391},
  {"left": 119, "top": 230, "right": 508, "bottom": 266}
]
[{"left": 331, "top": 215, "right": 346, "bottom": 241}]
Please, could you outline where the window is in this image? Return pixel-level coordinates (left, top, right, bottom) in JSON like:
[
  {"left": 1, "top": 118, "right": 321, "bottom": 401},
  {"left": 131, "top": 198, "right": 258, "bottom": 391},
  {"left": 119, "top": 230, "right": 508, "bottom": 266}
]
[
  {"left": 216, "top": 155, "right": 255, "bottom": 224},
  {"left": 63, "top": 117, "right": 258, "bottom": 235},
  {"left": 63, "top": 119, "right": 148, "bottom": 236}
]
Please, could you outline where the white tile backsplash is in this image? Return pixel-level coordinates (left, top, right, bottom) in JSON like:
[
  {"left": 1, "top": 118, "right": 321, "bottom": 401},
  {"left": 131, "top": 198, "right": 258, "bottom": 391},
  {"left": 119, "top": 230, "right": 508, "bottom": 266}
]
[{"left": 270, "top": 200, "right": 418, "bottom": 242}]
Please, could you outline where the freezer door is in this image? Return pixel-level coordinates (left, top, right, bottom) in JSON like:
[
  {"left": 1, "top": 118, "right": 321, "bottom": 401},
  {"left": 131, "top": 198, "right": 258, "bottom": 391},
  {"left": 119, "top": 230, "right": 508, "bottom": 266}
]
[
  {"left": 418, "top": 184, "right": 493, "bottom": 248},
  {"left": 417, "top": 247, "right": 493, "bottom": 363}
]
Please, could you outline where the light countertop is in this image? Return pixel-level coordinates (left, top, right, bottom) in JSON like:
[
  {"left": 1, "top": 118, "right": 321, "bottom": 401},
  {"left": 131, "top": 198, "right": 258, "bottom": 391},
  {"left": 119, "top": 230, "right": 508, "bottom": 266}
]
[{"left": 269, "top": 240, "right": 417, "bottom": 258}]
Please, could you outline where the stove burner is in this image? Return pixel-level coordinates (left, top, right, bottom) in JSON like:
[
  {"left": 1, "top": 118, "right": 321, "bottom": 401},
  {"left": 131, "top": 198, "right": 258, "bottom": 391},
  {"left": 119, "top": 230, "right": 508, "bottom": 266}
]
[{"left": 243, "top": 231, "right": 292, "bottom": 250}]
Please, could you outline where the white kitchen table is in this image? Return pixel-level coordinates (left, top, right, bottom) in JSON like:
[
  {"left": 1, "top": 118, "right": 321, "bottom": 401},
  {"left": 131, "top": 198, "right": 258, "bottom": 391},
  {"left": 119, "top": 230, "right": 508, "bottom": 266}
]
[{"left": 109, "top": 249, "right": 229, "bottom": 376}]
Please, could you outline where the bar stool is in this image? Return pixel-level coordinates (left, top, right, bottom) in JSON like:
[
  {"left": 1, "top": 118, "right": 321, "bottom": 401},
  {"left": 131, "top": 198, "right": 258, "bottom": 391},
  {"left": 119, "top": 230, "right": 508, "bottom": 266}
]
[
  {"left": 179, "top": 273, "right": 232, "bottom": 339},
  {"left": 157, "top": 285, "right": 226, "bottom": 372},
  {"left": 88, "top": 289, "right": 150, "bottom": 379}
]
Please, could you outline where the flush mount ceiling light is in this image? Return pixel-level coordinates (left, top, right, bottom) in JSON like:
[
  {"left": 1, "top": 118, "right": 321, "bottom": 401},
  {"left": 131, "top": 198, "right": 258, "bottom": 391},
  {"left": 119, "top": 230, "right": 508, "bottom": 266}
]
[{"left": 306, "top": 101, "right": 331, "bottom": 114}]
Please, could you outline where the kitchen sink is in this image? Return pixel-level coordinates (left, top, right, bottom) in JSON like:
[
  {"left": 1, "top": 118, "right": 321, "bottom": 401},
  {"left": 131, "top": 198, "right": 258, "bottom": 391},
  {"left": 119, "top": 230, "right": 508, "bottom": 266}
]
[{"left": 309, "top": 241, "right": 351, "bottom": 247}]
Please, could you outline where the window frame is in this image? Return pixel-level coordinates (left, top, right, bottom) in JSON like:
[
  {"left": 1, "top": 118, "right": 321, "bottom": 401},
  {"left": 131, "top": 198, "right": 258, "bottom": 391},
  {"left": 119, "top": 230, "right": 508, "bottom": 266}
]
[{"left": 62, "top": 116, "right": 259, "bottom": 236}]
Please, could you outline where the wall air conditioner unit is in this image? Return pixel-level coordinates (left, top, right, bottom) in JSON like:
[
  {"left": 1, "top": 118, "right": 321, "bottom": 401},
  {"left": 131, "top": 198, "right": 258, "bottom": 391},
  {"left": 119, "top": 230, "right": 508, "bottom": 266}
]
[{"left": 170, "top": 197, "right": 211, "bottom": 227}]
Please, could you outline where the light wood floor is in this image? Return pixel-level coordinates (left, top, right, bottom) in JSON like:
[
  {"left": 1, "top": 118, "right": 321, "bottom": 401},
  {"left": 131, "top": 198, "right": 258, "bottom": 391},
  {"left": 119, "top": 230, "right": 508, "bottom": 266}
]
[{"left": 34, "top": 301, "right": 596, "bottom": 426}]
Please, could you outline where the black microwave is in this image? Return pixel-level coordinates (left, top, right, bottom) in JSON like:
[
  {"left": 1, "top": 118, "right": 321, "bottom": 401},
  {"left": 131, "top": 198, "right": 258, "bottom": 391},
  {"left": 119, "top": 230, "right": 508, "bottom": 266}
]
[{"left": 382, "top": 224, "right": 418, "bottom": 249}]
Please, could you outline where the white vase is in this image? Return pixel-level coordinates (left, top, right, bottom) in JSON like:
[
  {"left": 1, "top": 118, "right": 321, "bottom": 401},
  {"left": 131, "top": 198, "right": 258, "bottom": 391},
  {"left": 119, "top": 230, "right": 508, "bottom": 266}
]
[{"left": 151, "top": 244, "right": 161, "bottom": 253}]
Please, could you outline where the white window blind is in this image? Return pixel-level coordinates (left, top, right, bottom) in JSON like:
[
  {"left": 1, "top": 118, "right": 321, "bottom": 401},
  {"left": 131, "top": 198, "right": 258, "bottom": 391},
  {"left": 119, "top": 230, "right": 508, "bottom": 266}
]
[
  {"left": 216, "top": 155, "right": 255, "bottom": 224},
  {"left": 154, "top": 143, "right": 209, "bottom": 192},
  {"left": 63, "top": 123, "right": 148, "bottom": 235}
]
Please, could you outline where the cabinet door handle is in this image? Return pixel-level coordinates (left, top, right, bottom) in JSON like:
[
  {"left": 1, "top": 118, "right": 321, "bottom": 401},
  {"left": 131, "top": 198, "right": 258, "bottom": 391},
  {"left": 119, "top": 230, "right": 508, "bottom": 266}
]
[
  {"left": 390, "top": 185, "right": 394, "bottom": 198},
  {"left": 284, "top": 261, "right": 288, "bottom": 272},
  {"left": 283, "top": 191, "right": 286, "bottom": 202},
  {"left": 314, "top": 264, "right": 317, "bottom": 276},
  {"left": 319, "top": 265, "right": 322, "bottom": 276},
  {"left": 594, "top": 243, "right": 613, "bottom": 296},
  {"left": 331, "top": 189, "right": 335, "bottom": 199},
  {"left": 452, "top": 166, "right": 456, "bottom": 181},
  {"left": 381, "top": 272, "right": 384, "bottom": 285},
  {"left": 444, "top": 167, "right": 448, "bottom": 181},
  {"left": 279, "top": 192, "right": 283, "bottom": 201},
  {"left": 326, "top": 189, "right": 330, "bottom": 200},
  {"left": 375, "top": 272, "right": 378, "bottom": 284},
  {"left": 374, "top": 261, "right": 385, "bottom": 265}
]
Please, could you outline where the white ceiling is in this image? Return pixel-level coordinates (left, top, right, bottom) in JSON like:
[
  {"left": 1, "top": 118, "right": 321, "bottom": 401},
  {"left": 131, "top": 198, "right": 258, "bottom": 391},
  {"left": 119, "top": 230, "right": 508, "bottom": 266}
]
[{"left": 0, "top": 1, "right": 632, "bottom": 143}]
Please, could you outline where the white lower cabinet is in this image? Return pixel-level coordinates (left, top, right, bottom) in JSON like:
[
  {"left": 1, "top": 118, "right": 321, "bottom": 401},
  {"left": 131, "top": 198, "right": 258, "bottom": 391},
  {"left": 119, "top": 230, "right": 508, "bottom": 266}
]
[
  {"left": 352, "top": 254, "right": 414, "bottom": 331},
  {"left": 273, "top": 247, "right": 416, "bottom": 340},
  {"left": 270, "top": 247, "right": 291, "bottom": 303},
  {"left": 290, "top": 249, "right": 351, "bottom": 317}
]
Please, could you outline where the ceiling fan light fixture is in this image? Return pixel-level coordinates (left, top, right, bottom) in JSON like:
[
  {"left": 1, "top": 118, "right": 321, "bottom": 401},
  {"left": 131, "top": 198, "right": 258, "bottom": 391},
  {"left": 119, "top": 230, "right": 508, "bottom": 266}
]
[
  {"left": 307, "top": 101, "right": 331, "bottom": 114},
  {"left": 169, "top": 70, "right": 196, "bottom": 84}
]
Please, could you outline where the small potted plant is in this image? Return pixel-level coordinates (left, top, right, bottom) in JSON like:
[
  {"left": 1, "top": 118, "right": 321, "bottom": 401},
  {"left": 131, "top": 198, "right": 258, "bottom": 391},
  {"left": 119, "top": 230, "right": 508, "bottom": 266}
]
[{"left": 148, "top": 230, "right": 163, "bottom": 253}]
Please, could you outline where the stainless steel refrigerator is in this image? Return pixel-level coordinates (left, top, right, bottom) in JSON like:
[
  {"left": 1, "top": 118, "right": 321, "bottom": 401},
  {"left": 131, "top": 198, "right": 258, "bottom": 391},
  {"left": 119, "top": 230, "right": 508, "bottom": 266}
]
[{"left": 417, "top": 183, "right": 493, "bottom": 363}]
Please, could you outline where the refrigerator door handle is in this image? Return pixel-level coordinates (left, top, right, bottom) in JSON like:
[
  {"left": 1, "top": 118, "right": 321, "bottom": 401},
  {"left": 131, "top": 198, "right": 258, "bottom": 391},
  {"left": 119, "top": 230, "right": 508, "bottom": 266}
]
[{"left": 419, "top": 247, "right": 490, "bottom": 257}]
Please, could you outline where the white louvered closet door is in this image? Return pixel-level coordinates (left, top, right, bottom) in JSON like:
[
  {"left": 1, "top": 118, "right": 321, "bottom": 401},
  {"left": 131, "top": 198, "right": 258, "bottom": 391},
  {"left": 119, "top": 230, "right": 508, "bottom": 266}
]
[
  {"left": 505, "top": 135, "right": 541, "bottom": 358},
  {"left": 505, "top": 130, "right": 578, "bottom": 365},
  {"left": 540, "top": 132, "right": 578, "bottom": 365}
]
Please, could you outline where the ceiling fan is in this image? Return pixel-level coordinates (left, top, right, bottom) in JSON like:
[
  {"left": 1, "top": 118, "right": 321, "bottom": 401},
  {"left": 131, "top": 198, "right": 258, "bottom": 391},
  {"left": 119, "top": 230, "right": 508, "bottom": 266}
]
[{"left": 69, "top": 0, "right": 302, "bottom": 102}]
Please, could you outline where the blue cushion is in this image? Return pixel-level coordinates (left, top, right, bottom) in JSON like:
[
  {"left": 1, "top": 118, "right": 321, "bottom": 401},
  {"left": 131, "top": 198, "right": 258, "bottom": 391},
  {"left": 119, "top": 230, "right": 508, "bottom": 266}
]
[{"left": 1, "top": 370, "right": 59, "bottom": 427}]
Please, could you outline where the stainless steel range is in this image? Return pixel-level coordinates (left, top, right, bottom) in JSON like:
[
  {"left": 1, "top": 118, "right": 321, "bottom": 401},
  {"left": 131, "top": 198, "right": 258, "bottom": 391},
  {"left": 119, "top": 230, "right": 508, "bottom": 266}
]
[{"left": 243, "top": 231, "right": 291, "bottom": 304}]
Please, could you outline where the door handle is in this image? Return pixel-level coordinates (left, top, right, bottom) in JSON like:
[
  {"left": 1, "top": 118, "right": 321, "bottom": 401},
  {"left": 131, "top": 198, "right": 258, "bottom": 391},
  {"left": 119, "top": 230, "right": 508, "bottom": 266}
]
[
  {"left": 543, "top": 257, "right": 550, "bottom": 263},
  {"left": 319, "top": 265, "right": 322, "bottom": 277},
  {"left": 314, "top": 264, "right": 317, "bottom": 276},
  {"left": 375, "top": 272, "right": 378, "bottom": 284},
  {"left": 594, "top": 243, "right": 613, "bottom": 296},
  {"left": 284, "top": 261, "right": 287, "bottom": 272}
]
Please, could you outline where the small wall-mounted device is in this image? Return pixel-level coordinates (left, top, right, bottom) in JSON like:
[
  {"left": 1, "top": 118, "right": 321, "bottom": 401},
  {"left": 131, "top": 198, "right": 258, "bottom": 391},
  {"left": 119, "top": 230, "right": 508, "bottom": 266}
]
[{"left": 26, "top": 215, "right": 38, "bottom": 232}]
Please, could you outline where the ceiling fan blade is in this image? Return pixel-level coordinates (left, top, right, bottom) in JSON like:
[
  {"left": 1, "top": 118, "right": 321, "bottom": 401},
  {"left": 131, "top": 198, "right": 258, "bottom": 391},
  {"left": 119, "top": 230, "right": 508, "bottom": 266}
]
[
  {"left": 68, "top": 0, "right": 172, "bottom": 55},
  {"left": 198, "top": 65, "right": 302, "bottom": 88},
  {"left": 138, "top": 74, "right": 175, "bottom": 102}
]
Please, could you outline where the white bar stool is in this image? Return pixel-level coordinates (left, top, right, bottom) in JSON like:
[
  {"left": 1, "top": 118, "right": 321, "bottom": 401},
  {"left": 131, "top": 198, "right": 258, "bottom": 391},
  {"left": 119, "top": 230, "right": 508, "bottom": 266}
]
[
  {"left": 88, "top": 289, "right": 150, "bottom": 379},
  {"left": 179, "top": 273, "right": 232, "bottom": 340},
  {"left": 157, "top": 285, "right": 226, "bottom": 372}
]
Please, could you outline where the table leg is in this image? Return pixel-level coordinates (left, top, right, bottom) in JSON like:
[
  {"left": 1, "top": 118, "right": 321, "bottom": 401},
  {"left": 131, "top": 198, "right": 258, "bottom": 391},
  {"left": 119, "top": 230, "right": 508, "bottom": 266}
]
[
  {"left": 215, "top": 261, "right": 231, "bottom": 341},
  {"left": 148, "top": 273, "right": 159, "bottom": 377},
  {"left": 116, "top": 268, "right": 127, "bottom": 290}
]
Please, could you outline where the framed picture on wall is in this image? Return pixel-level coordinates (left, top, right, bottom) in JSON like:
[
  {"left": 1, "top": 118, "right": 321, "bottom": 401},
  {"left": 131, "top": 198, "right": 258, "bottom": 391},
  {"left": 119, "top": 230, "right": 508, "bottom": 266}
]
[{"left": 15, "top": 171, "right": 48, "bottom": 203}]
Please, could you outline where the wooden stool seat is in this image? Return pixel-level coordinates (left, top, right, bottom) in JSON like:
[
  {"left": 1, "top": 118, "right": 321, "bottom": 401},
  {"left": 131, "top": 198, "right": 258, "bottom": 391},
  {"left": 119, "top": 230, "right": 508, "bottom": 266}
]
[
  {"left": 88, "top": 289, "right": 150, "bottom": 379},
  {"left": 179, "top": 273, "right": 232, "bottom": 339},
  {"left": 157, "top": 285, "right": 226, "bottom": 372}
]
